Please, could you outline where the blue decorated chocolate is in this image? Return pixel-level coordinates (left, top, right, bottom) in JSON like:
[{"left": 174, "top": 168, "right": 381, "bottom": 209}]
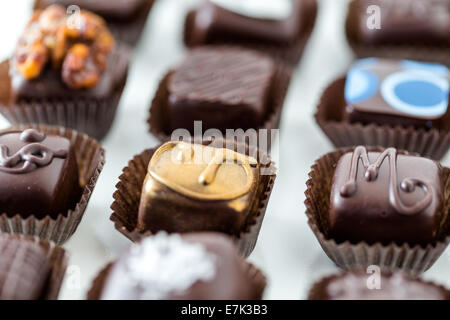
[{"left": 344, "top": 58, "right": 450, "bottom": 129}]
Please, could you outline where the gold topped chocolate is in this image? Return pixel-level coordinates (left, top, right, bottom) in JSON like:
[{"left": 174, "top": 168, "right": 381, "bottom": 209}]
[{"left": 138, "top": 141, "right": 261, "bottom": 236}]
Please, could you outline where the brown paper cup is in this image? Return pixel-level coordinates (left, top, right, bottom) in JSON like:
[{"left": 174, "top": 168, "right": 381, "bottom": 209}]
[
  {"left": 110, "top": 140, "right": 277, "bottom": 258},
  {"left": 183, "top": 0, "right": 318, "bottom": 65},
  {"left": 315, "top": 77, "right": 450, "bottom": 160},
  {"left": 148, "top": 51, "right": 292, "bottom": 150},
  {"left": 0, "top": 124, "right": 105, "bottom": 245},
  {"left": 304, "top": 146, "right": 450, "bottom": 276},
  {"left": 87, "top": 260, "right": 266, "bottom": 300},
  {"left": 0, "top": 233, "right": 68, "bottom": 300},
  {"left": 0, "top": 45, "right": 130, "bottom": 141},
  {"left": 345, "top": 1, "right": 450, "bottom": 66}
]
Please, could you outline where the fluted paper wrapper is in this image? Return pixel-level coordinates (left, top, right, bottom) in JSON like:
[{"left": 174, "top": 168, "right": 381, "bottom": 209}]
[
  {"left": 0, "top": 124, "right": 105, "bottom": 245},
  {"left": 0, "top": 45, "right": 130, "bottom": 141},
  {"left": 110, "top": 142, "right": 276, "bottom": 258},
  {"left": 87, "top": 260, "right": 266, "bottom": 300},
  {"left": 148, "top": 50, "right": 292, "bottom": 149},
  {"left": 304, "top": 147, "right": 450, "bottom": 276},
  {"left": 345, "top": 1, "right": 450, "bottom": 66},
  {"left": 2, "top": 234, "right": 68, "bottom": 300},
  {"left": 183, "top": 0, "right": 318, "bottom": 65},
  {"left": 315, "top": 78, "right": 450, "bottom": 160}
]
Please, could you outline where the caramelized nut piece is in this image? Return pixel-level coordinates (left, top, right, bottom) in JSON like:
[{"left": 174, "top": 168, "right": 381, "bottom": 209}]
[
  {"left": 62, "top": 44, "right": 100, "bottom": 89},
  {"left": 16, "top": 40, "right": 48, "bottom": 80}
]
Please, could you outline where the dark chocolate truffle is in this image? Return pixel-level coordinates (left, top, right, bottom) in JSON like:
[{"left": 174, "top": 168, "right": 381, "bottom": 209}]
[
  {"left": 347, "top": 0, "right": 450, "bottom": 47},
  {"left": 137, "top": 141, "right": 260, "bottom": 236},
  {"left": 0, "top": 236, "right": 50, "bottom": 300},
  {"left": 99, "top": 232, "right": 264, "bottom": 300},
  {"left": 309, "top": 272, "right": 450, "bottom": 300},
  {"left": 165, "top": 47, "right": 276, "bottom": 133},
  {"left": 0, "top": 128, "right": 81, "bottom": 219},
  {"left": 344, "top": 58, "right": 450, "bottom": 130},
  {"left": 329, "top": 146, "right": 445, "bottom": 246}
]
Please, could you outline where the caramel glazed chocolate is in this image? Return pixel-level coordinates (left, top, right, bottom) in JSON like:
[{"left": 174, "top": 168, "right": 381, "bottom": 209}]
[
  {"left": 329, "top": 146, "right": 445, "bottom": 246},
  {"left": 138, "top": 141, "right": 261, "bottom": 236},
  {"left": 10, "top": 4, "right": 116, "bottom": 98}
]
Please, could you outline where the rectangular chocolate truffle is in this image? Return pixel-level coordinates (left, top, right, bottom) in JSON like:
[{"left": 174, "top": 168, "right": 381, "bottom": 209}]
[
  {"left": 137, "top": 141, "right": 260, "bottom": 236},
  {"left": 166, "top": 47, "right": 276, "bottom": 133},
  {"left": 0, "top": 236, "right": 50, "bottom": 300},
  {"left": 343, "top": 58, "right": 450, "bottom": 130},
  {"left": 37, "top": 0, "right": 147, "bottom": 21},
  {"left": 186, "top": 0, "right": 313, "bottom": 46},
  {"left": 329, "top": 146, "right": 444, "bottom": 246},
  {"left": 347, "top": 0, "right": 450, "bottom": 47},
  {"left": 0, "top": 129, "right": 81, "bottom": 219}
]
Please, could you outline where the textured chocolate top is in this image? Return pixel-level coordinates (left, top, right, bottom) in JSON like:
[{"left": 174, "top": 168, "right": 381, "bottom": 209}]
[
  {"left": 0, "top": 129, "right": 81, "bottom": 219},
  {"left": 0, "top": 236, "right": 50, "bottom": 300},
  {"left": 348, "top": 0, "right": 450, "bottom": 47},
  {"left": 100, "top": 233, "right": 261, "bottom": 300},
  {"left": 329, "top": 146, "right": 444, "bottom": 246},
  {"left": 309, "top": 272, "right": 450, "bottom": 300},
  {"left": 168, "top": 47, "right": 275, "bottom": 115}
]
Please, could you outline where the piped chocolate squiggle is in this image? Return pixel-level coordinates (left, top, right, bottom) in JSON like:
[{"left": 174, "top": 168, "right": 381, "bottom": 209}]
[
  {"left": 0, "top": 129, "right": 68, "bottom": 174},
  {"left": 340, "top": 146, "right": 433, "bottom": 216}
]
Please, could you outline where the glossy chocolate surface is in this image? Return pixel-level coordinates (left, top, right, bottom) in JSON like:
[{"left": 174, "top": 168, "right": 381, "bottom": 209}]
[
  {"left": 188, "top": 0, "right": 308, "bottom": 45},
  {"left": 138, "top": 141, "right": 260, "bottom": 236},
  {"left": 39, "top": 0, "right": 146, "bottom": 21},
  {"left": 329, "top": 146, "right": 444, "bottom": 246},
  {"left": 0, "top": 129, "right": 81, "bottom": 219},
  {"left": 166, "top": 47, "right": 275, "bottom": 133},
  {"left": 344, "top": 58, "right": 450, "bottom": 130},
  {"left": 0, "top": 236, "right": 50, "bottom": 300},
  {"left": 309, "top": 272, "right": 450, "bottom": 300},
  {"left": 347, "top": 0, "right": 450, "bottom": 47},
  {"left": 100, "top": 233, "right": 262, "bottom": 300},
  {"left": 10, "top": 45, "right": 129, "bottom": 102}
]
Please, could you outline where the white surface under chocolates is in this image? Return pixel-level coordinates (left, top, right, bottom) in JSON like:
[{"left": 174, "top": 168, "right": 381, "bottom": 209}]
[{"left": 0, "top": 0, "right": 448, "bottom": 300}]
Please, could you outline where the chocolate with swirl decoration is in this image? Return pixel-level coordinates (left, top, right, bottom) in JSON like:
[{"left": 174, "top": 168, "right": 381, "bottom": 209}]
[
  {"left": 0, "top": 129, "right": 68, "bottom": 174},
  {"left": 0, "top": 129, "right": 81, "bottom": 219},
  {"left": 329, "top": 146, "right": 445, "bottom": 246}
]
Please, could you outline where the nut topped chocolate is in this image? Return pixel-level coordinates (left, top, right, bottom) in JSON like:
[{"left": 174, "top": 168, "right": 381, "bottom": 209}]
[
  {"left": 165, "top": 47, "right": 276, "bottom": 133},
  {"left": 309, "top": 271, "right": 450, "bottom": 300},
  {"left": 344, "top": 58, "right": 450, "bottom": 130},
  {"left": 138, "top": 141, "right": 260, "bottom": 236},
  {"left": 329, "top": 146, "right": 445, "bottom": 246},
  {"left": 347, "top": 0, "right": 450, "bottom": 47},
  {"left": 0, "top": 128, "right": 81, "bottom": 219},
  {"left": 99, "top": 232, "right": 265, "bottom": 300},
  {"left": 9, "top": 5, "right": 128, "bottom": 100},
  {"left": 0, "top": 236, "right": 51, "bottom": 300}
]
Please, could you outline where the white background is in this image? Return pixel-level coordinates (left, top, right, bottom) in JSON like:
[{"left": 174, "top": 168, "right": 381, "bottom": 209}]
[{"left": 0, "top": 0, "right": 449, "bottom": 300}]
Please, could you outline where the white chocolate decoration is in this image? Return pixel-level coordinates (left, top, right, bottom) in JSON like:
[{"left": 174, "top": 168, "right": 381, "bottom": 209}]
[
  {"left": 102, "top": 233, "right": 216, "bottom": 300},
  {"left": 210, "top": 0, "right": 293, "bottom": 20}
]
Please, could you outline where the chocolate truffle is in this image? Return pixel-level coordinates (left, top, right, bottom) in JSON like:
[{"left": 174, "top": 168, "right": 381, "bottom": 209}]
[
  {"left": 9, "top": 5, "right": 129, "bottom": 101},
  {"left": 99, "top": 232, "right": 264, "bottom": 300},
  {"left": 309, "top": 272, "right": 450, "bottom": 300},
  {"left": 165, "top": 47, "right": 276, "bottom": 133},
  {"left": 344, "top": 58, "right": 450, "bottom": 130},
  {"left": 184, "top": 0, "right": 317, "bottom": 64},
  {"left": 0, "top": 236, "right": 51, "bottom": 300},
  {"left": 347, "top": 0, "right": 450, "bottom": 47},
  {"left": 138, "top": 141, "right": 260, "bottom": 236},
  {"left": 0, "top": 128, "right": 81, "bottom": 219},
  {"left": 329, "top": 146, "right": 445, "bottom": 246}
]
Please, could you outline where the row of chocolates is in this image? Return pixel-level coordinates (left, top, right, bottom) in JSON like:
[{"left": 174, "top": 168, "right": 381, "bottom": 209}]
[{"left": 0, "top": 0, "right": 449, "bottom": 299}]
